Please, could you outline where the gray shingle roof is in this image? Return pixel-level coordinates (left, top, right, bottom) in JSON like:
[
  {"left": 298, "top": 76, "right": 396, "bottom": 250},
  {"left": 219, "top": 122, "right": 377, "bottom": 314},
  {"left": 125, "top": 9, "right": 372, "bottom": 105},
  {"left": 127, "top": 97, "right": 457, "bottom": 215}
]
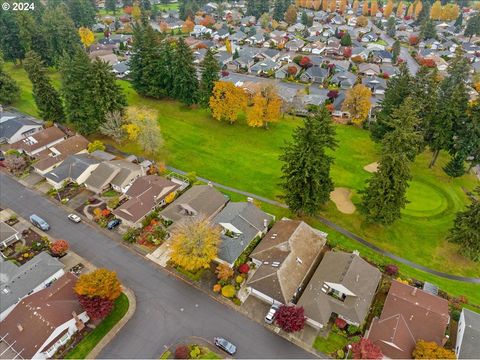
[
  {"left": 44, "top": 154, "right": 100, "bottom": 183},
  {"left": 0, "top": 114, "right": 42, "bottom": 140},
  {"left": 0, "top": 252, "right": 64, "bottom": 313},
  {"left": 458, "top": 309, "right": 480, "bottom": 359},
  {"left": 214, "top": 202, "right": 273, "bottom": 265}
]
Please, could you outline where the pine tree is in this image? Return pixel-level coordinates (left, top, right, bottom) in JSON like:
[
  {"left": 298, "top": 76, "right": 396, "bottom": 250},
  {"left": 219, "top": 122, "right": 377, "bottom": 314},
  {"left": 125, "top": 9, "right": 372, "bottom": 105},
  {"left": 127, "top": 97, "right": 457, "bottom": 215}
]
[
  {"left": 199, "top": 49, "right": 220, "bottom": 107},
  {"left": 105, "top": 0, "right": 116, "bottom": 14},
  {"left": 420, "top": 18, "right": 437, "bottom": 40},
  {"left": 0, "top": 11, "right": 26, "bottom": 63},
  {"left": 448, "top": 187, "right": 480, "bottom": 262},
  {"left": 156, "top": 40, "right": 174, "bottom": 96},
  {"left": 454, "top": 11, "right": 463, "bottom": 28},
  {"left": 171, "top": 38, "right": 199, "bottom": 105},
  {"left": 0, "top": 55, "right": 20, "bottom": 105},
  {"left": 280, "top": 107, "right": 337, "bottom": 215},
  {"left": 66, "top": 0, "right": 96, "bottom": 28},
  {"left": 340, "top": 32, "right": 352, "bottom": 46},
  {"left": 361, "top": 99, "right": 422, "bottom": 225},
  {"left": 273, "top": 0, "right": 287, "bottom": 20},
  {"left": 301, "top": 11, "right": 308, "bottom": 25},
  {"left": 386, "top": 16, "right": 396, "bottom": 38},
  {"left": 417, "top": 0, "right": 430, "bottom": 23},
  {"left": 24, "top": 51, "right": 64, "bottom": 122},
  {"left": 370, "top": 64, "right": 412, "bottom": 142},
  {"left": 464, "top": 15, "right": 480, "bottom": 41},
  {"left": 392, "top": 40, "right": 400, "bottom": 63}
]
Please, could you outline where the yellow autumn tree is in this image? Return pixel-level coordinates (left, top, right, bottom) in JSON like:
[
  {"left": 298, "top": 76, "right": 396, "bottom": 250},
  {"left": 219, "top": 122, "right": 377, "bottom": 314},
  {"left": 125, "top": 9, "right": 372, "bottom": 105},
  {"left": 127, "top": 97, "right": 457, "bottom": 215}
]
[
  {"left": 329, "top": 0, "right": 336, "bottom": 12},
  {"left": 306, "top": 0, "right": 314, "bottom": 9},
  {"left": 407, "top": 3, "right": 414, "bottom": 17},
  {"left": 357, "top": 15, "right": 368, "bottom": 27},
  {"left": 313, "top": 0, "right": 321, "bottom": 10},
  {"left": 247, "top": 86, "right": 283, "bottom": 128},
  {"left": 342, "top": 84, "right": 372, "bottom": 125},
  {"left": 210, "top": 82, "right": 248, "bottom": 124},
  {"left": 170, "top": 216, "right": 221, "bottom": 272},
  {"left": 362, "top": 0, "right": 369, "bottom": 15},
  {"left": 74, "top": 269, "right": 122, "bottom": 301},
  {"left": 124, "top": 106, "right": 163, "bottom": 154},
  {"left": 247, "top": 93, "right": 267, "bottom": 128},
  {"left": 300, "top": 0, "right": 307, "bottom": 7},
  {"left": 165, "top": 191, "right": 176, "bottom": 204},
  {"left": 384, "top": 0, "right": 393, "bottom": 17},
  {"left": 339, "top": 0, "right": 347, "bottom": 14},
  {"left": 412, "top": 340, "right": 456, "bottom": 359},
  {"left": 430, "top": 0, "right": 442, "bottom": 20},
  {"left": 225, "top": 38, "right": 232, "bottom": 54},
  {"left": 352, "top": 0, "right": 359, "bottom": 14},
  {"left": 182, "top": 17, "right": 195, "bottom": 33},
  {"left": 122, "top": 123, "right": 140, "bottom": 141},
  {"left": 370, "top": 0, "right": 378, "bottom": 16},
  {"left": 414, "top": 0, "right": 422, "bottom": 18},
  {"left": 322, "top": 0, "right": 329, "bottom": 11},
  {"left": 396, "top": 1, "right": 404, "bottom": 18},
  {"left": 441, "top": 4, "right": 458, "bottom": 21},
  {"left": 132, "top": 5, "right": 141, "bottom": 21},
  {"left": 78, "top": 27, "right": 94, "bottom": 49}
]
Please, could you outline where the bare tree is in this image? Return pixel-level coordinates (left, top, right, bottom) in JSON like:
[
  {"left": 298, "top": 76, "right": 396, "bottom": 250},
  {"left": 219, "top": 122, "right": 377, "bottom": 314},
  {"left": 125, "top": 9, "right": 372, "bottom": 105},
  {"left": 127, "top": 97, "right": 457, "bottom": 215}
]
[{"left": 99, "top": 111, "right": 125, "bottom": 143}]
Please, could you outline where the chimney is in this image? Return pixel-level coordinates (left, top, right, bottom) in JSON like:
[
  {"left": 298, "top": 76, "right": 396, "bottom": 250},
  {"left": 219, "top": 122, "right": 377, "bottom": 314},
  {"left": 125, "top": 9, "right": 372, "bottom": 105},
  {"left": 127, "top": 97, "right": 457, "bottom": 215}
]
[
  {"left": 17, "top": 324, "right": 23, "bottom": 332},
  {"left": 412, "top": 287, "right": 417, "bottom": 296}
]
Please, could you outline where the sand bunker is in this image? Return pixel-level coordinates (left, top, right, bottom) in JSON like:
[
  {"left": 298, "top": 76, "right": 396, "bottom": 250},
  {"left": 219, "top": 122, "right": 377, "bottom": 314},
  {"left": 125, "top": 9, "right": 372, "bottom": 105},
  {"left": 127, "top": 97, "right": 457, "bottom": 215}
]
[
  {"left": 330, "top": 187, "right": 356, "bottom": 214},
  {"left": 363, "top": 162, "right": 379, "bottom": 173}
]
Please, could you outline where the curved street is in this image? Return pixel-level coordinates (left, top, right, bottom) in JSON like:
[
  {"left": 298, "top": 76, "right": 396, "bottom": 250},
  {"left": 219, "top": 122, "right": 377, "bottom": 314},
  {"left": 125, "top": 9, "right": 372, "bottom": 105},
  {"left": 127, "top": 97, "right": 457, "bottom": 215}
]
[{"left": 0, "top": 173, "right": 317, "bottom": 359}]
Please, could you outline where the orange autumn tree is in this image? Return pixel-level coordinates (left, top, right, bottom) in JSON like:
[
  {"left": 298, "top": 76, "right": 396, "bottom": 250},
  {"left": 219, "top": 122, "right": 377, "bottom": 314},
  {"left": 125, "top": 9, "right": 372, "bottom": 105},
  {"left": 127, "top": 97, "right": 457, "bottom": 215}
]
[
  {"left": 384, "top": 0, "right": 393, "bottom": 17},
  {"left": 414, "top": 0, "right": 423, "bottom": 18},
  {"left": 182, "top": 17, "right": 195, "bottom": 33},
  {"left": 313, "top": 0, "right": 321, "bottom": 10},
  {"left": 75, "top": 269, "right": 122, "bottom": 301},
  {"left": 370, "top": 0, "right": 378, "bottom": 16},
  {"left": 342, "top": 84, "right": 372, "bottom": 125},
  {"left": 339, "top": 0, "right": 347, "bottom": 14},
  {"left": 322, "top": 0, "right": 329, "bottom": 11},
  {"left": 407, "top": 3, "right": 414, "bottom": 17},
  {"left": 247, "top": 85, "right": 283, "bottom": 128},
  {"left": 352, "top": 0, "right": 359, "bottom": 14},
  {"left": 396, "top": 1, "right": 405, "bottom": 18},
  {"left": 329, "top": 0, "right": 336, "bottom": 12},
  {"left": 210, "top": 82, "right": 248, "bottom": 124},
  {"left": 430, "top": 0, "right": 441, "bottom": 20},
  {"left": 362, "top": 0, "right": 369, "bottom": 15}
]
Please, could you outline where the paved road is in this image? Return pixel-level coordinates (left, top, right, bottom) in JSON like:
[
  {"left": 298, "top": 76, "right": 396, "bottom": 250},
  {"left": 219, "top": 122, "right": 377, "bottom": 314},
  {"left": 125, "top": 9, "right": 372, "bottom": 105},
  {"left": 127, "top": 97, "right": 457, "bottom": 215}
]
[
  {"left": 167, "top": 166, "right": 480, "bottom": 284},
  {"left": 0, "top": 174, "right": 317, "bottom": 359}
]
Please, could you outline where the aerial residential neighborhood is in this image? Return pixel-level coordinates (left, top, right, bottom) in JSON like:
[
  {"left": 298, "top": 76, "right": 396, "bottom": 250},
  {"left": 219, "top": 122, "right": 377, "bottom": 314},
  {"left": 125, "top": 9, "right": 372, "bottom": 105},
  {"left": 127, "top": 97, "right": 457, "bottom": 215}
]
[{"left": 0, "top": 0, "right": 479, "bottom": 359}]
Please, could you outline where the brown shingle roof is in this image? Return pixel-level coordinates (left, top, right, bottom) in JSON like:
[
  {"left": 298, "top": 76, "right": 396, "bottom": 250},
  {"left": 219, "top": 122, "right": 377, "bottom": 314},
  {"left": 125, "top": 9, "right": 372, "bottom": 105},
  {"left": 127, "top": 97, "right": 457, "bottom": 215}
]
[
  {"left": 113, "top": 175, "right": 179, "bottom": 224},
  {"left": 0, "top": 273, "right": 85, "bottom": 359},
  {"left": 367, "top": 280, "right": 450, "bottom": 359},
  {"left": 32, "top": 135, "right": 89, "bottom": 171},
  {"left": 247, "top": 220, "right": 326, "bottom": 304},
  {"left": 10, "top": 126, "right": 66, "bottom": 154}
]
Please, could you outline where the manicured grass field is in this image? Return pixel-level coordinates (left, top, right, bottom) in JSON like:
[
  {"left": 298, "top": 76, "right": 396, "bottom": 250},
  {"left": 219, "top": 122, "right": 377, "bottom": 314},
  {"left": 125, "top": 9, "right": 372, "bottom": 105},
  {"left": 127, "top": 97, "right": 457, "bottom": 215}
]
[
  {"left": 65, "top": 293, "right": 129, "bottom": 359},
  {"left": 313, "top": 331, "right": 348, "bottom": 355},
  {"left": 6, "top": 64, "right": 479, "bottom": 293}
]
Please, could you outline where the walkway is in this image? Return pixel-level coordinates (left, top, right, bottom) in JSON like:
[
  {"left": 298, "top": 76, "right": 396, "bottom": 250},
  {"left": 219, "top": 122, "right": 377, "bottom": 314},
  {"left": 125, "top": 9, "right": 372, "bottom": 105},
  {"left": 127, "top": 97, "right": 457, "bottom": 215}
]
[{"left": 167, "top": 166, "right": 480, "bottom": 284}]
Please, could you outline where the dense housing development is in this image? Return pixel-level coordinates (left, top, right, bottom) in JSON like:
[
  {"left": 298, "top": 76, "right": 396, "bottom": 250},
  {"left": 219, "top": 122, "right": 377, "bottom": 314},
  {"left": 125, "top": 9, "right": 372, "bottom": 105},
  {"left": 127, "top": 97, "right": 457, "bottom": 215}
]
[{"left": 1, "top": 0, "right": 479, "bottom": 358}]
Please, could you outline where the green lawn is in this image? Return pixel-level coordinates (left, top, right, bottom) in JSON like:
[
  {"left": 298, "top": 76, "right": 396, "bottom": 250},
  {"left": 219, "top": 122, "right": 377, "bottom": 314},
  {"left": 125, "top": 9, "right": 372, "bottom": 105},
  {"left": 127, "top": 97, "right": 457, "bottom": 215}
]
[
  {"left": 5, "top": 63, "right": 480, "bottom": 301},
  {"left": 65, "top": 293, "right": 129, "bottom": 359},
  {"left": 154, "top": 3, "right": 180, "bottom": 11},
  {"left": 313, "top": 332, "right": 348, "bottom": 355}
]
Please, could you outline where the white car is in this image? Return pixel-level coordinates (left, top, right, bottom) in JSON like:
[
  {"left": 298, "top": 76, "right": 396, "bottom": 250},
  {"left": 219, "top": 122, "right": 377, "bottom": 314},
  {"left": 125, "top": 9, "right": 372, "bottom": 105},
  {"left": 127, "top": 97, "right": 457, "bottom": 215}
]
[
  {"left": 67, "top": 214, "right": 81, "bottom": 223},
  {"left": 265, "top": 304, "right": 280, "bottom": 324}
]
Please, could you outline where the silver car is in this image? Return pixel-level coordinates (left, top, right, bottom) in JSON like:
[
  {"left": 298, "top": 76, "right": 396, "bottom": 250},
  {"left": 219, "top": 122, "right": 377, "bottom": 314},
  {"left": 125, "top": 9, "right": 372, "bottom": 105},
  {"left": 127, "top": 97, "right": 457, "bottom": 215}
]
[
  {"left": 67, "top": 213, "right": 81, "bottom": 223},
  {"left": 265, "top": 304, "right": 280, "bottom": 324},
  {"left": 214, "top": 337, "right": 237, "bottom": 355}
]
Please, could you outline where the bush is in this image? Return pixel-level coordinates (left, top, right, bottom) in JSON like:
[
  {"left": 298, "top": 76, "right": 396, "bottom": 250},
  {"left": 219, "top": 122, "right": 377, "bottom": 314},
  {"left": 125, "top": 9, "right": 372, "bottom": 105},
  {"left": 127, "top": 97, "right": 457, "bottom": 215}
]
[
  {"left": 232, "top": 297, "right": 241, "bottom": 306},
  {"left": 123, "top": 228, "right": 140, "bottom": 243},
  {"left": 190, "top": 345, "right": 201, "bottom": 359},
  {"left": 142, "top": 211, "right": 159, "bottom": 227},
  {"left": 213, "top": 284, "right": 221, "bottom": 292},
  {"left": 275, "top": 305, "right": 306, "bottom": 333},
  {"left": 451, "top": 309, "right": 461, "bottom": 322},
  {"left": 347, "top": 325, "right": 360, "bottom": 335},
  {"left": 238, "top": 263, "right": 250, "bottom": 273},
  {"left": 235, "top": 275, "right": 244, "bottom": 284},
  {"left": 50, "top": 239, "right": 69, "bottom": 256},
  {"left": 215, "top": 263, "right": 234, "bottom": 281},
  {"left": 335, "top": 317, "right": 348, "bottom": 329},
  {"left": 107, "top": 196, "right": 120, "bottom": 209},
  {"left": 337, "top": 349, "right": 345, "bottom": 358},
  {"left": 174, "top": 345, "right": 189, "bottom": 359},
  {"left": 221, "top": 285, "right": 236, "bottom": 298}
]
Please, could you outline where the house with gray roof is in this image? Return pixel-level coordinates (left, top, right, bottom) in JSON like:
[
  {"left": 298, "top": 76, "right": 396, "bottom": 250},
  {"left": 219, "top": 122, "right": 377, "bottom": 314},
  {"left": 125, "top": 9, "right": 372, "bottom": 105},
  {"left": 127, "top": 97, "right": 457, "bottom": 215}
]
[
  {"left": 456, "top": 308, "right": 480, "bottom": 359},
  {"left": 331, "top": 71, "right": 357, "bottom": 89},
  {"left": 44, "top": 154, "right": 100, "bottom": 189},
  {"left": 0, "top": 111, "right": 43, "bottom": 144},
  {"left": 250, "top": 58, "right": 280, "bottom": 75},
  {"left": 0, "top": 252, "right": 65, "bottom": 320},
  {"left": 213, "top": 202, "right": 273, "bottom": 266},
  {"left": 160, "top": 185, "right": 228, "bottom": 224},
  {"left": 109, "top": 160, "right": 145, "bottom": 194},
  {"left": 247, "top": 219, "right": 326, "bottom": 305},
  {"left": 297, "top": 251, "right": 381, "bottom": 329},
  {"left": 300, "top": 67, "right": 329, "bottom": 83},
  {"left": 362, "top": 76, "right": 387, "bottom": 95},
  {"left": 0, "top": 221, "right": 20, "bottom": 249},
  {"left": 84, "top": 162, "right": 121, "bottom": 194},
  {"left": 275, "top": 63, "right": 301, "bottom": 79}
]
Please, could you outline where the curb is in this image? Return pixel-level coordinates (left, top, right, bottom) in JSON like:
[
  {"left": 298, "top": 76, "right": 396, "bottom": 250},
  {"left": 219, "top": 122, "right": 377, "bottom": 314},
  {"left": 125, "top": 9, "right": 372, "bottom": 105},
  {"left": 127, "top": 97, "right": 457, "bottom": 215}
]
[{"left": 87, "top": 287, "right": 137, "bottom": 359}]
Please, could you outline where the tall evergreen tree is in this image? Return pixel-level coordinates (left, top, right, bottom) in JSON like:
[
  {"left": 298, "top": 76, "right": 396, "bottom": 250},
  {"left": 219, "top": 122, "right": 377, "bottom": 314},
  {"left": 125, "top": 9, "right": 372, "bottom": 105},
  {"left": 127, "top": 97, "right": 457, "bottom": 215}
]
[
  {"left": 416, "top": 0, "right": 430, "bottom": 24},
  {"left": 42, "top": 5, "right": 82, "bottom": 65},
  {"left": 370, "top": 64, "right": 412, "bottom": 142},
  {"left": 273, "top": 0, "right": 286, "bottom": 21},
  {"left": 24, "top": 51, "right": 64, "bottom": 122},
  {"left": 105, "top": 0, "right": 117, "bottom": 14},
  {"left": 360, "top": 99, "right": 422, "bottom": 225},
  {"left": 155, "top": 40, "right": 174, "bottom": 97},
  {"left": 464, "top": 15, "right": 480, "bottom": 41},
  {"left": 392, "top": 40, "right": 400, "bottom": 63},
  {"left": 199, "top": 49, "right": 220, "bottom": 107},
  {"left": 386, "top": 16, "right": 396, "bottom": 37},
  {"left": 0, "top": 11, "right": 26, "bottom": 63},
  {"left": 301, "top": 11, "right": 308, "bottom": 26},
  {"left": 420, "top": 18, "right": 437, "bottom": 40},
  {"left": 448, "top": 187, "right": 480, "bottom": 262},
  {"left": 171, "top": 38, "right": 199, "bottom": 105},
  {"left": 280, "top": 107, "right": 337, "bottom": 216},
  {"left": 66, "top": 0, "right": 96, "bottom": 28},
  {"left": 0, "top": 55, "right": 20, "bottom": 105}
]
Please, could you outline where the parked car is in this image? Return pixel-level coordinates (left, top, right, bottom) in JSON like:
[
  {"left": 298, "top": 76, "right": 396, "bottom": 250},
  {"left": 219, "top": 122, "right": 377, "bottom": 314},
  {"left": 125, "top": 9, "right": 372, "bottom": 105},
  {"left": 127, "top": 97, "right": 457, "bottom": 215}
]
[
  {"left": 67, "top": 213, "right": 81, "bottom": 223},
  {"left": 214, "top": 337, "right": 237, "bottom": 355},
  {"left": 0, "top": 151, "right": 5, "bottom": 161},
  {"left": 107, "top": 218, "right": 121, "bottom": 230},
  {"left": 29, "top": 214, "right": 50, "bottom": 231},
  {"left": 265, "top": 304, "right": 280, "bottom": 324}
]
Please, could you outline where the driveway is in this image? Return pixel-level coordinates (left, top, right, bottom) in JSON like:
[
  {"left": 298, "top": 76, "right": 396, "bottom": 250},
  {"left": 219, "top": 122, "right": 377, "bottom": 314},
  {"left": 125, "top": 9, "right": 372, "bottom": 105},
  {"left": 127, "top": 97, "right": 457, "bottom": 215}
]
[{"left": 0, "top": 173, "right": 318, "bottom": 359}]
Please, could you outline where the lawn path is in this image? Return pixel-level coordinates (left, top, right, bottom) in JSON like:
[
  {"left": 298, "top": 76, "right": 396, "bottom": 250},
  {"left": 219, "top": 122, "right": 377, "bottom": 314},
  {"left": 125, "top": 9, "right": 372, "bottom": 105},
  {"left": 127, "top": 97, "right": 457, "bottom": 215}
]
[{"left": 167, "top": 166, "right": 480, "bottom": 284}]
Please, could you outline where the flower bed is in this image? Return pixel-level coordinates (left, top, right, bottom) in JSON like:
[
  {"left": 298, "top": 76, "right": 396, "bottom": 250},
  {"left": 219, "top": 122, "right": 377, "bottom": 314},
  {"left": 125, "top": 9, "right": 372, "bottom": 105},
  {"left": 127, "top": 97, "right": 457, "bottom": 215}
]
[{"left": 4, "top": 230, "right": 50, "bottom": 265}]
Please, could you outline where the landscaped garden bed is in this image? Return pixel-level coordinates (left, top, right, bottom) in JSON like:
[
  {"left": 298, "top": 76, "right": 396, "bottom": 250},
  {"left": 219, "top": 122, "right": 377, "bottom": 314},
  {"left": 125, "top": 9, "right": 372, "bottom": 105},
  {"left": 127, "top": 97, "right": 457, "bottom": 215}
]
[
  {"left": 2, "top": 229, "right": 50, "bottom": 265},
  {"left": 164, "top": 343, "right": 222, "bottom": 359},
  {"left": 48, "top": 182, "right": 83, "bottom": 204},
  {"left": 5, "top": 214, "right": 19, "bottom": 226},
  {"left": 75, "top": 197, "right": 101, "bottom": 214},
  {"left": 313, "top": 324, "right": 361, "bottom": 358},
  {"left": 122, "top": 212, "right": 168, "bottom": 247}
]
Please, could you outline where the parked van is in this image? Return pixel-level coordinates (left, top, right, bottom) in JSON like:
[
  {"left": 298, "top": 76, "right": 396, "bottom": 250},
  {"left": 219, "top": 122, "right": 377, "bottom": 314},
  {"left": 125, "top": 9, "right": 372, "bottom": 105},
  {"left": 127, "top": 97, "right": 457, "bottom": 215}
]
[{"left": 29, "top": 214, "right": 50, "bottom": 231}]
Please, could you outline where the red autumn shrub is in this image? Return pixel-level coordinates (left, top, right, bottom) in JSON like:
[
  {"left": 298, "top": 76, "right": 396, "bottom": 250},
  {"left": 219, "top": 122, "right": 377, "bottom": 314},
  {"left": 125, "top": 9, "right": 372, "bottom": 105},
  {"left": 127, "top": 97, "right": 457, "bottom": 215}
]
[
  {"left": 408, "top": 34, "right": 419, "bottom": 45},
  {"left": 299, "top": 56, "right": 312, "bottom": 68},
  {"left": 174, "top": 345, "right": 189, "bottom": 359},
  {"left": 238, "top": 263, "right": 250, "bottom": 273},
  {"left": 50, "top": 239, "right": 69, "bottom": 256},
  {"left": 343, "top": 47, "right": 352, "bottom": 58},
  {"left": 351, "top": 338, "right": 383, "bottom": 359},
  {"left": 327, "top": 90, "right": 339, "bottom": 100},
  {"left": 78, "top": 295, "right": 113, "bottom": 320},
  {"left": 275, "top": 305, "right": 306, "bottom": 333},
  {"left": 326, "top": 103, "right": 334, "bottom": 112},
  {"left": 123, "top": 6, "right": 132, "bottom": 14},
  {"left": 385, "top": 264, "right": 399, "bottom": 276},
  {"left": 102, "top": 208, "right": 111, "bottom": 217},
  {"left": 287, "top": 66, "right": 298, "bottom": 75},
  {"left": 335, "top": 317, "right": 347, "bottom": 329}
]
